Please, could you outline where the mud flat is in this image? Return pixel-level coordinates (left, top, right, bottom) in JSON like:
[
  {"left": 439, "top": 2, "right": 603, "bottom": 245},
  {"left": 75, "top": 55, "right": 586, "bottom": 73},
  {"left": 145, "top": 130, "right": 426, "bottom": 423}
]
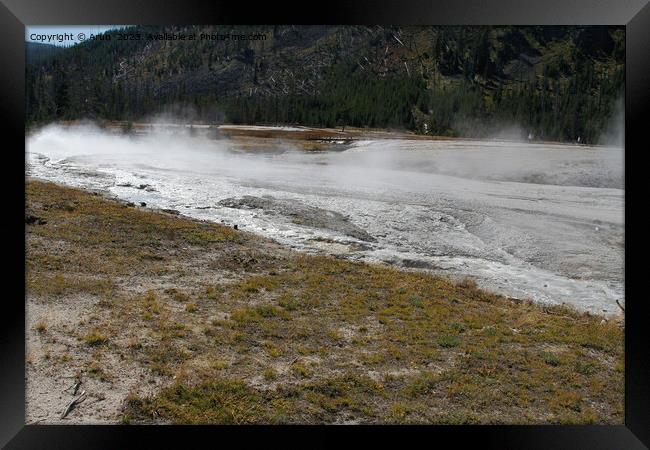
[{"left": 218, "top": 195, "right": 377, "bottom": 242}]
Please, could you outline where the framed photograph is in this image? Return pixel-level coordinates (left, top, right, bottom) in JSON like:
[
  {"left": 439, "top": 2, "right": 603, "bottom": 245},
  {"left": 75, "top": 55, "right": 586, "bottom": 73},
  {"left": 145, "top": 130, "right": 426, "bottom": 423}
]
[{"left": 2, "top": 0, "right": 648, "bottom": 447}]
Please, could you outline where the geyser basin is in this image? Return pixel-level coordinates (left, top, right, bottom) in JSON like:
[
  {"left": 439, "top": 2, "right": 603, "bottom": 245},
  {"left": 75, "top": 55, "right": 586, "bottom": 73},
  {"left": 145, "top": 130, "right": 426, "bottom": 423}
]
[{"left": 27, "top": 124, "right": 624, "bottom": 315}]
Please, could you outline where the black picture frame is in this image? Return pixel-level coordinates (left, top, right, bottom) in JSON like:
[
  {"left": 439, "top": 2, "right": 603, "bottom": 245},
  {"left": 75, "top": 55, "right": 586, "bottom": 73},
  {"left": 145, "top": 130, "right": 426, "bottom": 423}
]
[{"left": 2, "top": 0, "right": 648, "bottom": 448}]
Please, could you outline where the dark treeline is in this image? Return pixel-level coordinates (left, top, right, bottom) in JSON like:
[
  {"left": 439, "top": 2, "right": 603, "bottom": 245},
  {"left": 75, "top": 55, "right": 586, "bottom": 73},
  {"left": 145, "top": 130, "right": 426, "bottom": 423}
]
[
  {"left": 26, "top": 25, "right": 625, "bottom": 143},
  {"left": 222, "top": 63, "right": 427, "bottom": 129}
]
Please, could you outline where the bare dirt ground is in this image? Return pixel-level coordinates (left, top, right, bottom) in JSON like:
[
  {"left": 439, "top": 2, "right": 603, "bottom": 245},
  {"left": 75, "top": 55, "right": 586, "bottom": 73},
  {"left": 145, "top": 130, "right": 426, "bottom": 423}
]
[{"left": 25, "top": 180, "right": 624, "bottom": 424}]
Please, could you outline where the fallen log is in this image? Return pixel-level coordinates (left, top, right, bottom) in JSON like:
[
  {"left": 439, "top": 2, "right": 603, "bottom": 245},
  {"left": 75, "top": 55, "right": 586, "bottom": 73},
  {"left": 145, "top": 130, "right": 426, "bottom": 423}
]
[{"left": 61, "top": 390, "right": 87, "bottom": 419}]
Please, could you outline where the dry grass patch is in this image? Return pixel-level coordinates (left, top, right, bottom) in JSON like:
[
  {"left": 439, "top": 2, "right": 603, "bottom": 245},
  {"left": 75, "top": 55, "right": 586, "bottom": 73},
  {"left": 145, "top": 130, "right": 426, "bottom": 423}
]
[{"left": 83, "top": 330, "right": 108, "bottom": 347}]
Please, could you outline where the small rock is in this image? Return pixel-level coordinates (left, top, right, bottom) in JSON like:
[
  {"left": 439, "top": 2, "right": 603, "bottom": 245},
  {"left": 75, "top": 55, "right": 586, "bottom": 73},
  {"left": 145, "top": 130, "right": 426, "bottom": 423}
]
[
  {"left": 233, "top": 224, "right": 238, "bottom": 230},
  {"left": 25, "top": 214, "right": 47, "bottom": 225},
  {"left": 140, "top": 202, "right": 147, "bottom": 207}
]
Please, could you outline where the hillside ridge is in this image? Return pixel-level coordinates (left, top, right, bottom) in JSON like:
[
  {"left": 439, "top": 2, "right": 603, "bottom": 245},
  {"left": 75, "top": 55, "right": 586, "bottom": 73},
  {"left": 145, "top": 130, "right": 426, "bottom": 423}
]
[{"left": 26, "top": 25, "right": 624, "bottom": 143}]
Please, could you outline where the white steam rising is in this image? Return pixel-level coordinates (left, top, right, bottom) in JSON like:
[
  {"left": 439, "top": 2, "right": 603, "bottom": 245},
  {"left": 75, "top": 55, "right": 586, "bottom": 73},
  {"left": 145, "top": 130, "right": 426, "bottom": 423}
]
[
  {"left": 599, "top": 95, "right": 625, "bottom": 148},
  {"left": 27, "top": 123, "right": 297, "bottom": 181},
  {"left": 27, "top": 122, "right": 624, "bottom": 192}
]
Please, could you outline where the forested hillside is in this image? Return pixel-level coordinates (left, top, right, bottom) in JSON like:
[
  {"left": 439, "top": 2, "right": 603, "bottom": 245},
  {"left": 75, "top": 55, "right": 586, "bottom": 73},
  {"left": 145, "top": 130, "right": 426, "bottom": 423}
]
[
  {"left": 26, "top": 25, "right": 624, "bottom": 143},
  {"left": 25, "top": 42, "right": 64, "bottom": 64}
]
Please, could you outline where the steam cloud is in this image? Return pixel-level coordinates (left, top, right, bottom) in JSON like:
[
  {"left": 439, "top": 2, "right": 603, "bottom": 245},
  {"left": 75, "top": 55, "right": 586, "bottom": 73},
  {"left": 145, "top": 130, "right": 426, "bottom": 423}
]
[{"left": 27, "top": 121, "right": 624, "bottom": 191}]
